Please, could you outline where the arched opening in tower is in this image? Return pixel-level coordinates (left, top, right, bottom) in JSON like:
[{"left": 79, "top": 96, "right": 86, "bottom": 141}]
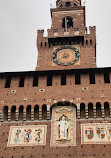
[
  {"left": 26, "top": 105, "right": 31, "bottom": 120},
  {"left": 104, "top": 102, "right": 110, "bottom": 117},
  {"left": 88, "top": 103, "right": 93, "bottom": 118},
  {"left": 62, "top": 17, "right": 73, "bottom": 31},
  {"left": 3, "top": 106, "right": 8, "bottom": 121},
  {"left": 80, "top": 103, "right": 85, "bottom": 118},
  {"left": 42, "top": 104, "right": 47, "bottom": 120},
  {"left": 19, "top": 105, "right": 24, "bottom": 120},
  {"left": 34, "top": 105, "right": 39, "bottom": 120},
  {"left": 11, "top": 106, "right": 16, "bottom": 121},
  {"left": 96, "top": 102, "right": 102, "bottom": 118}
]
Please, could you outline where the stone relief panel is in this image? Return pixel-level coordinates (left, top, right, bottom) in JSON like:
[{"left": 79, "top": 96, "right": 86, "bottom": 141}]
[
  {"left": 7, "top": 125, "right": 47, "bottom": 147},
  {"left": 50, "top": 106, "right": 76, "bottom": 147},
  {"left": 81, "top": 123, "right": 111, "bottom": 144}
]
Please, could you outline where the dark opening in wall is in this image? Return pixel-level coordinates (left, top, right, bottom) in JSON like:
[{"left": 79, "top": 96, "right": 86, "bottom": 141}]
[
  {"left": 86, "top": 40, "right": 88, "bottom": 45},
  {"left": 59, "top": 4, "right": 63, "bottom": 8},
  {"left": 61, "top": 74, "right": 66, "bottom": 85},
  {"left": 62, "top": 17, "right": 73, "bottom": 29},
  {"left": 19, "top": 76, "right": 25, "bottom": 87},
  {"left": 90, "top": 39, "right": 92, "bottom": 45},
  {"left": 66, "top": 2, "right": 71, "bottom": 7},
  {"left": 75, "top": 73, "right": 81, "bottom": 85},
  {"left": 33, "top": 75, "right": 38, "bottom": 87},
  {"left": 19, "top": 105, "right": 24, "bottom": 120},
  {"left": 47, "top": 75, "right": 52, "bottom": 86},
  {"left": 26, "top": 105, "right": 31, "bottom": 120},
  {"left": 89, "top": 72, "right": 95, "bottom": 84},
  {"left": 104, "top": 73, "right": 110, "bottom": 83},
  {"left": 3, "top": 106, "right": 8, "bottom": 121},
  {"left": 42, "top": 104, "right": 47, "bottom": 120},
  {"left": 41, "top": 42, "right": 42, "bottom": 47},
  {"left": 74, "top": 3, "right": 77, "bottom": 6},
  {"left": 5, "top": 76, "right": 11, "bottom": 88}
]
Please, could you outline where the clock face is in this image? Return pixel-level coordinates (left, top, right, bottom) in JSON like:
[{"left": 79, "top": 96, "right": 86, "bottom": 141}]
[{"left": 52, "top": 46, "right": 80, "bottom": 66}]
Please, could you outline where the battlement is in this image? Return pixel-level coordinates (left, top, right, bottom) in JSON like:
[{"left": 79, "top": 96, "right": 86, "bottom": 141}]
[{"left": 47, "top": 26, "right": 96, "bottom": 38}]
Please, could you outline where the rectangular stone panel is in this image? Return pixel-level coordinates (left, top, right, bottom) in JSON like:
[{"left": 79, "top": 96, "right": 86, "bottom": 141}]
[
  {"left": 7, "top": 125, "right": 47, "bottom": 147},
  {"left": 50, "top": 106, "right": 76, "bottom": 147},
  {"left": 81, "top": 123, "right": 111, "bottom": 144}
]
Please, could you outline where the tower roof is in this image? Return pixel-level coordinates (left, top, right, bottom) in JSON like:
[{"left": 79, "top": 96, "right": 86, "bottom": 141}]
[{"left": 56, "top": 0, "right": 81, "bottom": 8}]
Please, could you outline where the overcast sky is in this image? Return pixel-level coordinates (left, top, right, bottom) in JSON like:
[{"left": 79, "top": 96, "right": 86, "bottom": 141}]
[{"left": 0, "top": 0, "right": 111, "bottom": 72}]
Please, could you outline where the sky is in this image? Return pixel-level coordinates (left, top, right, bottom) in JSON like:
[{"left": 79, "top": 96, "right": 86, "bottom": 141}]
[{"left": 0, "top": 0, "right": 111, "bottom": 72}]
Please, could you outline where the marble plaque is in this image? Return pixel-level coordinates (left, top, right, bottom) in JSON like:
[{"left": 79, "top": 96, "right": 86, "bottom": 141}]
[
  {"left": 81, "top": 123, "right": 111, "bottom": 144},
  {"left": 50, "top": 106, "right": 76, "bottom": 147},
  {"left": 7, "top": 125, "right": 47, "bottom": 147}
]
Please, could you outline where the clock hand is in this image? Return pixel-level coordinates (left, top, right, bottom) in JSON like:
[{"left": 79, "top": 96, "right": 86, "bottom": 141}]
[{"left": 63, "top": 52, "right": 67, "bottom": 58}]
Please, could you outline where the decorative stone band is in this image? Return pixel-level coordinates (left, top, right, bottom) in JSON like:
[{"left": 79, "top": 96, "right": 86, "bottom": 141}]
[
  {"left": 15, "top": 110, "right": 19, "bottom": 121},
  {"left": 0, "top": 111, "right": 3, "bottom": 122},
  {"left": 8, "top": 110, "right": 11, "bottom": 122},
  {"left": 39, "top": 109, "right": 42, "bottom": 120}
]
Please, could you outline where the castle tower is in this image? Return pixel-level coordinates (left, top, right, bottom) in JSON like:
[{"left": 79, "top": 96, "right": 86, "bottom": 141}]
[
  {"left": 0, "top": 0, "right": 111, "bottom": 158},
  {"left": 36, "top": 0, "right": 96, "bottom": 71}
]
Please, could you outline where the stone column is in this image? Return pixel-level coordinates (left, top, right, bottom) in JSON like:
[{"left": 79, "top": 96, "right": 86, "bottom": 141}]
[
  {"left": 47, "top": 105, "right": 50, "bottom": 120},
  {"left": 93, "top": 107, "right": 96, "bottom": 119},
  {"left": 101, "top": 106, "right": 105, "bottom": 118},
  {"left": 23, "top": 109, "right": 26, "bottom": 121},
  {"left": 0, "top": 111, "right": 3, "bottom": 122},
  {"left": 15, "top": 110, "right": 19, "bottom": 121},
  {"left": 77, "top": 103, "right": 80, "bottom": 119},
  {"left": 8, "top": 110, "right": 11, "bottom": 122},
  {"left": 39, "top": 109, "right": 42, "bottom": 120},
  {"left": 31, "top": 109, "right": 34, "bottom": 121},
  {"left": 85, "top": 107, "right": 88, "bottom": 119}
]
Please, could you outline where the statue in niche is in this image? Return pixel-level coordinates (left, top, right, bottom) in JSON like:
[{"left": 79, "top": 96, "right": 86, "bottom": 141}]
[{"left": 58, "top": 115, "right": 69, "bottom": 140}]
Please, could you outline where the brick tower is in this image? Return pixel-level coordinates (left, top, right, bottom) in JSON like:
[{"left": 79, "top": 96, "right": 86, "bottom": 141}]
[
  {"left": 0, "top": 0, "right": 111, "bottom": 158},
  {"left": 36, "top": 0, "right": 96, "bottom": 71}
]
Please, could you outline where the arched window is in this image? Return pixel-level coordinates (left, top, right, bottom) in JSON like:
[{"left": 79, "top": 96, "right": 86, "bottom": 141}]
[
  {"left": 104, "top": 102, "right": 110, "bottom": 117},
  {"left": 80, "top": 103, "right": 85, "bottom": 118},
  {"left": 26, "top": 105, "right": 31, "bottom": 120},
  {"left": 19, "top": 105, "right": 24, "bottom": 120},
  {"left": 11, "top": 106, "right": 16, "bottom": 121},
  {"left": 42, "top": 104, "right": 47, "bottom": 120},
  {"left": 88, "top": 103, "right": 93, "bottom": 118},
  {"left": 96, "top": 102, "right": 102, "bottom": 118},
  {"left": 34, "top": 105, "right": 39, "bottom": 120},
  {"left": 62, "top": 17, "right": 73, "bottom": 31},
  {"left": 3, "top": 106, "right": 8, "bottom": 121},
  {"left": 66, "top": 2, "right": 71, "bottom": 7}
]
